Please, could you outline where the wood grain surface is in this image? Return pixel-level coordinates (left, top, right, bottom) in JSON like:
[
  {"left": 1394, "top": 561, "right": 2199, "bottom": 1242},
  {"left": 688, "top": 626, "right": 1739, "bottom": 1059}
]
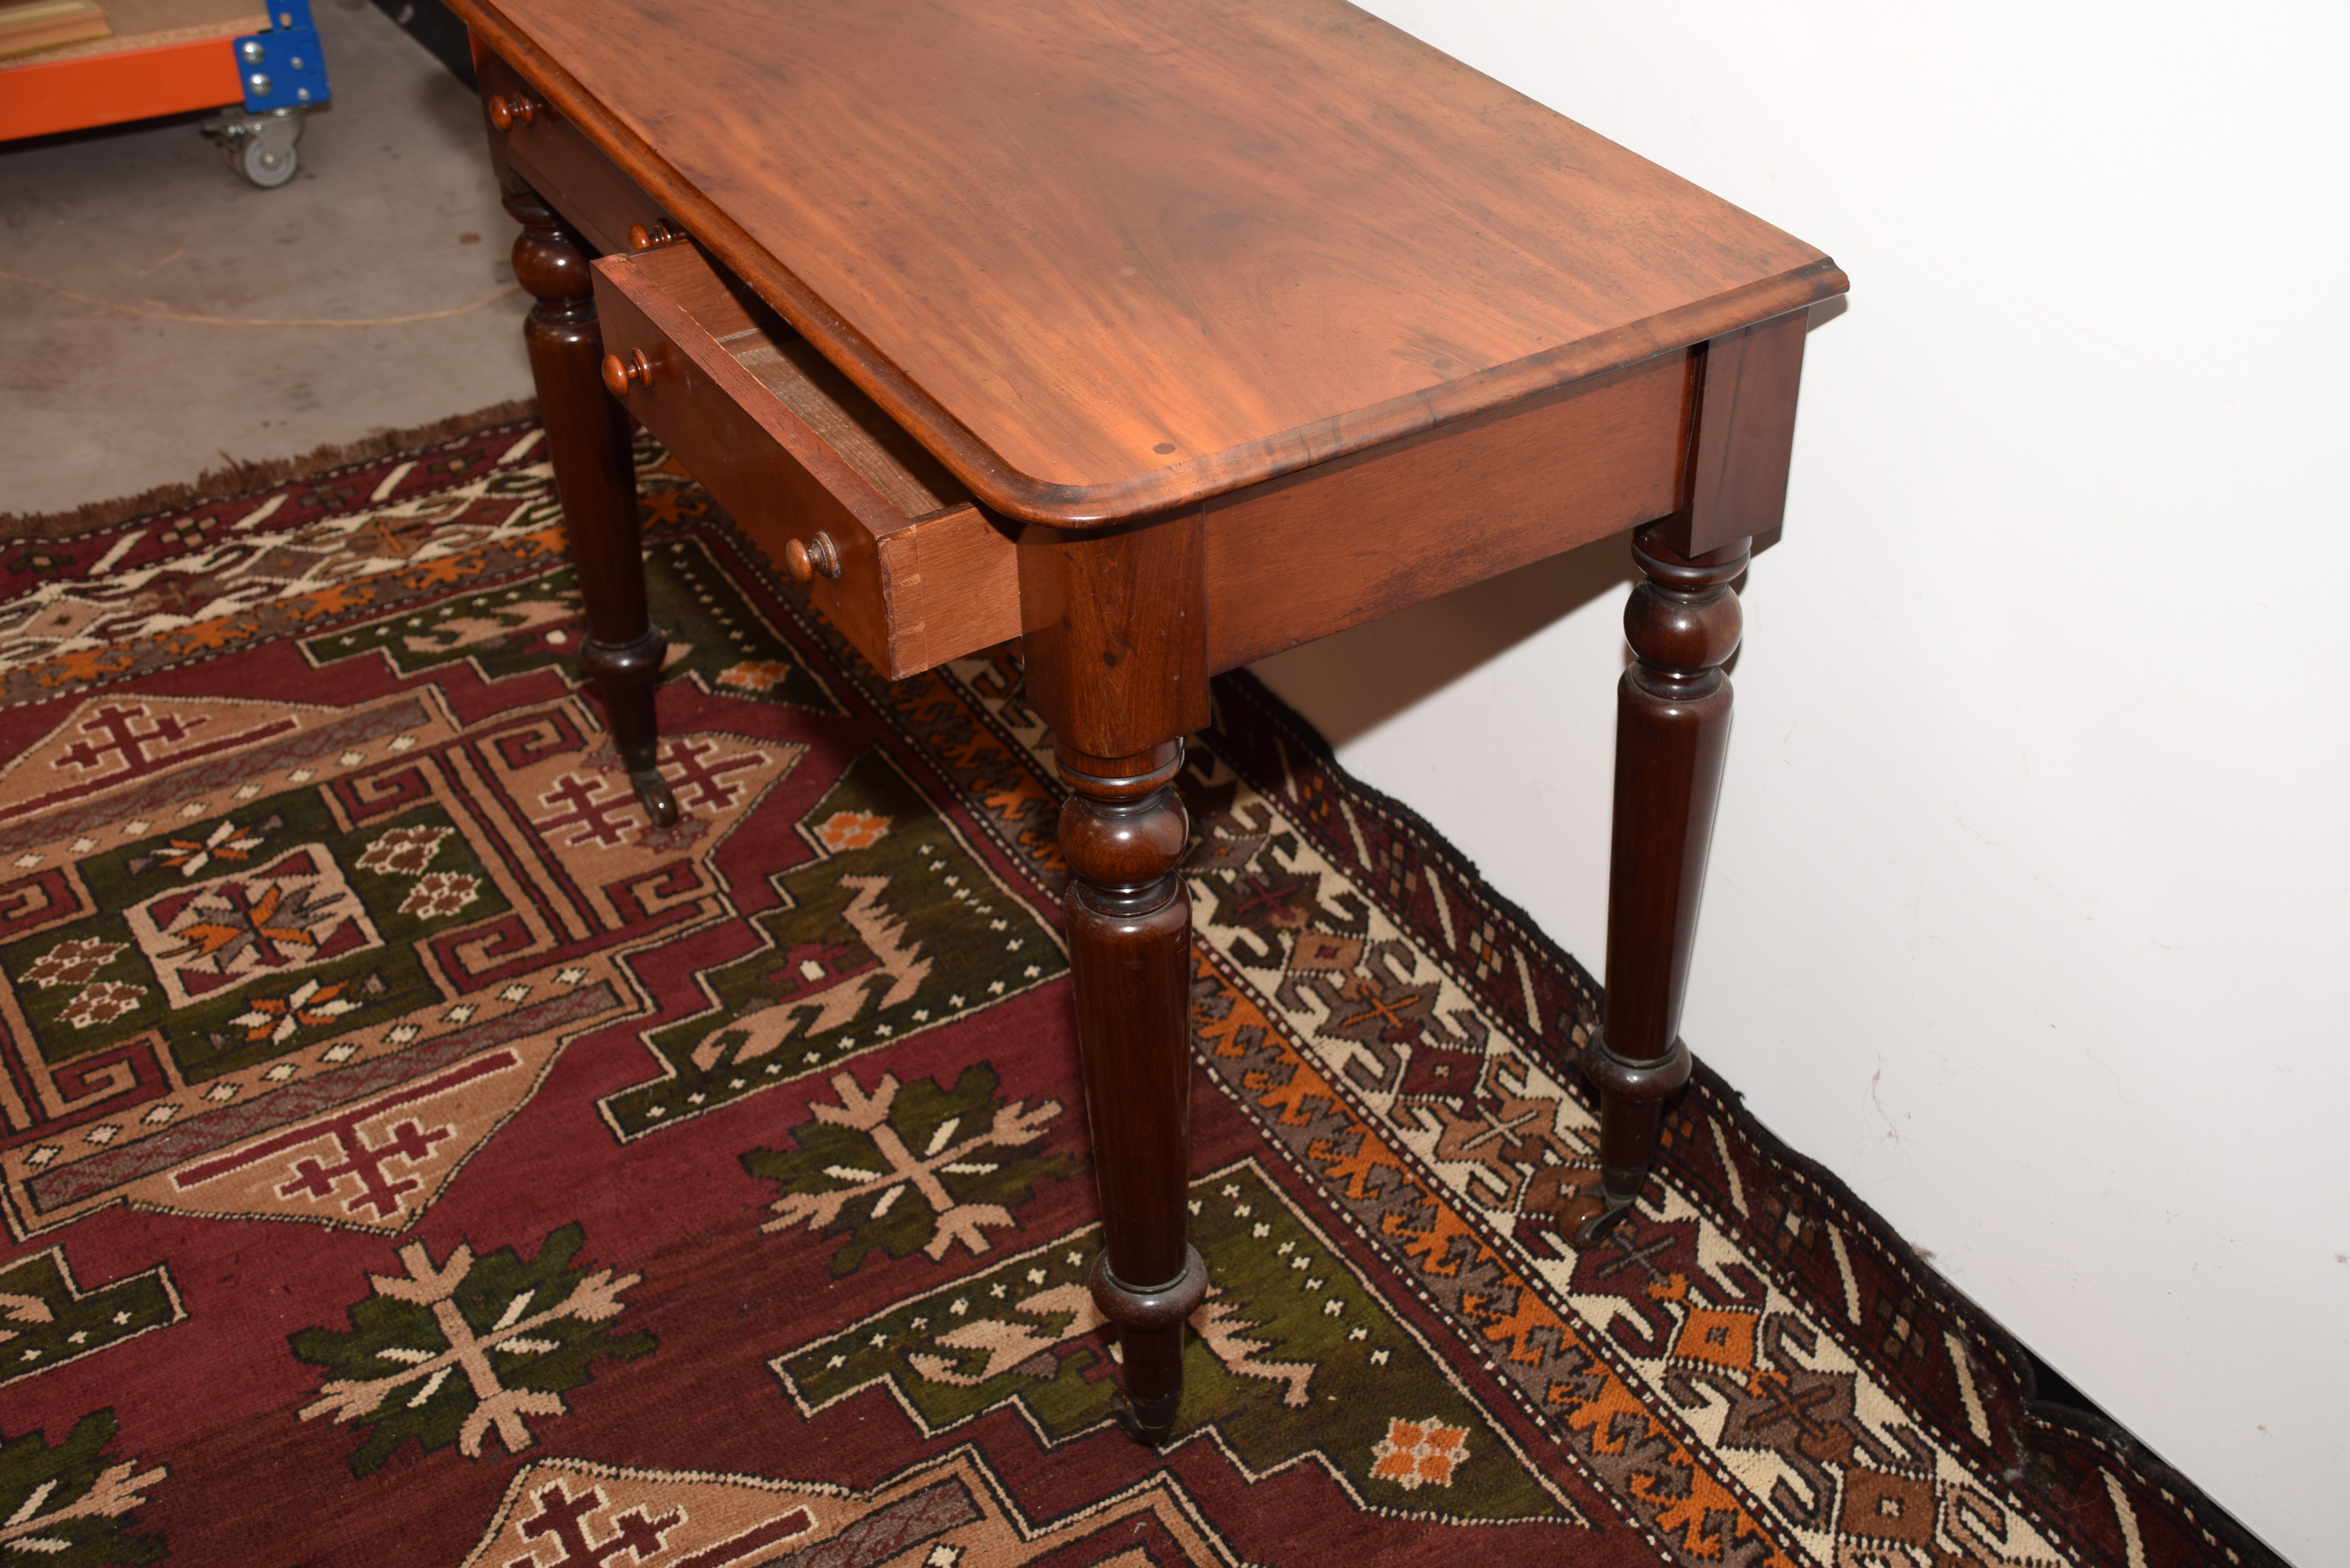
[
  {"left": 450, "top": 0, "right": 1845, "bottom": 525},
  {"left": 1669, "top": 309, "right": 1811, "bottom": 556},
  {"left": 1202, "top": 350, "right": 1691, "bottom": 671}
]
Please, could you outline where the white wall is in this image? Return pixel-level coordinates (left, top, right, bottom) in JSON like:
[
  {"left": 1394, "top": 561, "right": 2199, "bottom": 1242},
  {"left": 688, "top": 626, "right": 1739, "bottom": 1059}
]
[{"left": 1251, "top": 2, "right": 2349, "bottom": 1559}]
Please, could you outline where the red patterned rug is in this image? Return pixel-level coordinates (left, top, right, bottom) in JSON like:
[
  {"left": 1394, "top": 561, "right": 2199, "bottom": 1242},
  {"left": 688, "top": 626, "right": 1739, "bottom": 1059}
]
[{"left": 0, "top": 421, "right": 2277, "bottom": 1567}]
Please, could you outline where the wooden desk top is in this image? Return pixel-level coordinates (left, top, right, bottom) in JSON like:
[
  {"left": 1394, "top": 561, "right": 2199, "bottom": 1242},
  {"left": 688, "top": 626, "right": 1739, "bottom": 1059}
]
[{"left": 459, "top": 0, "right": 1846, "bottom": 525}]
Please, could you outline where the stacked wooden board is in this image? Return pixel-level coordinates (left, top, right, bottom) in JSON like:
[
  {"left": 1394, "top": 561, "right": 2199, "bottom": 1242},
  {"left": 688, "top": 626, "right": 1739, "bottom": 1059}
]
[{"left": 1, "top": 0, "right": 114, "bottom": 62}]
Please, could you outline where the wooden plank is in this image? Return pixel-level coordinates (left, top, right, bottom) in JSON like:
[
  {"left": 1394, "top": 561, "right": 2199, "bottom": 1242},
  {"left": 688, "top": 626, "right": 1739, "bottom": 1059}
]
[
  {"left": 450, "top": 0, "right": 1846, "bottom": 526},
  {"left": 1203, "top": 350, "right": 1692, "bottom": 672},
  {"left": 76, "top": 0, "right": 255, "bottom": 41},
  {"left": 3, "top": 0, "right": 258, "bottom": 66}
]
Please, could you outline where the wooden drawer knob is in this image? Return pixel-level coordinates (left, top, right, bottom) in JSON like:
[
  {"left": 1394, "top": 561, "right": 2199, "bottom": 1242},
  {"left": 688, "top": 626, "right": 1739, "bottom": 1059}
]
[
  {"left": 486, "top": 91, "right": 543, "bottom": 132},
  {"left": 600, "top": 348, "right": 655, "bottom": 396},
  {"left": 628, "top": 220, "right": 686, "bottom": 251},
  {"left": 785, "top": 533, "right": 842, "bottom": 582}
]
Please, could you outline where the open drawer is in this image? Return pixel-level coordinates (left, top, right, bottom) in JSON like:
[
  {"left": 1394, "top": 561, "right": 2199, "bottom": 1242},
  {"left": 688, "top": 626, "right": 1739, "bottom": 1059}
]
[{"left": 591, "top": 242, "right": 1021, "bottom": 679}]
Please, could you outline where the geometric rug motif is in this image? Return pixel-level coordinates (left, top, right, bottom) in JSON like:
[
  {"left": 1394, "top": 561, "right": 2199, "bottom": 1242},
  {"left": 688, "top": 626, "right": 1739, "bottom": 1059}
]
[
  {"left": 0, "top": 680, "right": 799, "bottom": 1237},
  {"left": 457, "top": 1447, "right": 1238, "bottom": 1568},
  {"left": 598, "top": 744, "right": 1069, "bottom": 1141},
  {"left": 0, "top": 1407, "right": 168, "bottom": 1566},
  {"left": 1, "top": 421, "right": 588, "bottom": 710},
  {"left": 1, "top": 422, "right": 584, "bottom": 709},
  {"left": 292, "top": 1221, "right": 656, "bottom": 1476},
  {"left": 743, "top": 1062, "right": 1082, "bottom": 1274},
  {"left": 0, "top": 1245, "right": 182, "bottom": 1389},
  {"left": 1180, "top": 680, "right": 2261, "bottom": 1568},
  {"left": 301, "top": 551, "right": 845, "bottom": 721},
  {"left": 1178, "top": 735, "right": 2049, "bottom": 1568},
  {"left": 774, "top": 1157, "right": 1583, "bottom": 1528},
  {"left": 0, "top": 417, "right": 2281, "bottom": 1568}
]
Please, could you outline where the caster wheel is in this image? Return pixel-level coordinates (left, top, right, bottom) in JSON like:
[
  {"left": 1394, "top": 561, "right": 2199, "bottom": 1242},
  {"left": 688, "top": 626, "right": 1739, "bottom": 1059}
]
[
  {"left": 200, "top": 107, "right": 306, "bottom": 190},
  {"left": 627, "top": 769, "right": 680, "bottom": 829},
  {"left": 237, "top": 135, "right": 300, "bottom": 189}
]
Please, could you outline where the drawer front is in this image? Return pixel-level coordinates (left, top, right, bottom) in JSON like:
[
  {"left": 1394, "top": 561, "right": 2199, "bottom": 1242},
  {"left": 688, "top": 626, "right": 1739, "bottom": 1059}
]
[
  {"left": 477, "top": 49, "right": 669, "bottom": 257},
  {"left": 592, "top": 244, "right": 1020, "bottom": 678}
]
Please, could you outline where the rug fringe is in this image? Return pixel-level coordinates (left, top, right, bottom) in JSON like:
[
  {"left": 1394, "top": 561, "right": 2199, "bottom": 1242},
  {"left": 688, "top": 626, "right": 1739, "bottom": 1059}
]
[{"left": 0, "top": 398, "right": 542, "bottom": 543}]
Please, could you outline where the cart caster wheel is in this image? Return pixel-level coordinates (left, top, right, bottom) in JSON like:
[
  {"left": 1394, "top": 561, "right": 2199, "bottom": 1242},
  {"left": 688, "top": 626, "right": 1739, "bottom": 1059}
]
[
  {"left": 200, "top": 106, "right": 307, "bottom": 190},
  {"left": 237, "top": 135, "right": 300, "bottom": 188}
]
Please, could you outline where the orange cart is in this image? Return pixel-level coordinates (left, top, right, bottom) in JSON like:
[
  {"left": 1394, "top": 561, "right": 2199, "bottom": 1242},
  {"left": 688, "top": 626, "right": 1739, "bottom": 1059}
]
[{"left": 2, "top": 0, "right": 331, "bottom": 186}]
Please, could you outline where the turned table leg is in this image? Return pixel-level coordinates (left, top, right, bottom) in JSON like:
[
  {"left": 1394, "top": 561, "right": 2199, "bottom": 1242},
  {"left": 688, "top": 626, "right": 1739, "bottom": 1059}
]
[
  {"left": 503, "top": 176, "right": 678, "bottom": 826},
  {"left": 1060, "top": 739, "right": 1206, "bottom": 1441},
  {"left": 1020, "top": 515, "right": 1209, "bottom": 1443},
  {"left": 1578, "top": 525, "right": 1750, "bottom": 1243}
]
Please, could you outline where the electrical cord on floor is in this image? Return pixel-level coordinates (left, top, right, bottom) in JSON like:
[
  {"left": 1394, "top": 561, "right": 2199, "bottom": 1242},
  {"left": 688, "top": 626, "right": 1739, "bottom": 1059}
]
[{"left": 0, "top": 267, "right": 522, "bottom": 328}]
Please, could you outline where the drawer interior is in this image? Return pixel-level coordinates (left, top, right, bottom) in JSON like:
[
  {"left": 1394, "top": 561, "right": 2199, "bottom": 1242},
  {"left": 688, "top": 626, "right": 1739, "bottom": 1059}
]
[{"left": 721, "top": 324, "right": 969, "bottom": 524}]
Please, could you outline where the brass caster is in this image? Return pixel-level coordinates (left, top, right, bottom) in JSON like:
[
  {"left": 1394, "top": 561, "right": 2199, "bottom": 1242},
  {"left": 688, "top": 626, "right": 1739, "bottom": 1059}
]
[
  {"left": 1571, "top": 1191, "right": 1638, "bottom": 1249},
  {"left": 1112, "top": 1388, "right": 1179, "bottom": 1447},
  {"left": 630, "top": 768, "right": 679, "bottom": 828}
]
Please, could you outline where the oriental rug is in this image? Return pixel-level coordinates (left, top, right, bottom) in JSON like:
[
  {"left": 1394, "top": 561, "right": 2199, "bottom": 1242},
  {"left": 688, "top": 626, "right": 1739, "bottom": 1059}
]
[{"left": 0, "top": 420, "right": 2278, "bottom": 1568}]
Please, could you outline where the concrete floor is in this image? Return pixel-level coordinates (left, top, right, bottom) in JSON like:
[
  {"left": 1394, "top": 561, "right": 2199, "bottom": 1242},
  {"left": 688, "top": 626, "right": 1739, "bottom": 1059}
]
[{"left": 0, "top": 0, "right": 534, "bottom": 518}]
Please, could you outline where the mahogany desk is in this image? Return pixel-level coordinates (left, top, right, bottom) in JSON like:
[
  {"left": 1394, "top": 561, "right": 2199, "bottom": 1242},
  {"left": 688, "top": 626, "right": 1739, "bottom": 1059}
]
[{"left": 446, "top": 0, "right": 1846, "bottom": 1443}]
